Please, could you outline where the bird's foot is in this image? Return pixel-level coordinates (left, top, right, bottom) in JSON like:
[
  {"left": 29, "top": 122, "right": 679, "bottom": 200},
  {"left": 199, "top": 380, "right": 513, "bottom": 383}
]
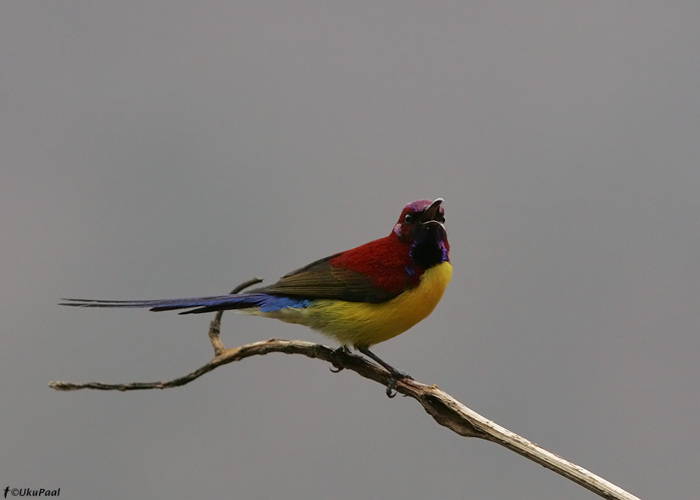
[
  {"left": 329, "top": 346, "right": 351, "bottom": 373},
  {"left": 355, "top": 346, "right": 411, "bottom": 398},
  {"left": 385, "top": 369, "right": 412, "bottom": 398}
]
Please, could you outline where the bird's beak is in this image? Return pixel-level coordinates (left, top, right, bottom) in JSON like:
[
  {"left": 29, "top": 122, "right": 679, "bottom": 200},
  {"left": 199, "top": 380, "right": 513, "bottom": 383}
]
[{"left": 420, "top": 198, "right": 444, "bottom": 224}]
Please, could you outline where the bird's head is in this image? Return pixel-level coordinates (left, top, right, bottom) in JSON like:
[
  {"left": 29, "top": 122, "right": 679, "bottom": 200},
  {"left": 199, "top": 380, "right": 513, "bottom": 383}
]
[{"left": 393, "top": 198, "right": 450, "bottom": 267}]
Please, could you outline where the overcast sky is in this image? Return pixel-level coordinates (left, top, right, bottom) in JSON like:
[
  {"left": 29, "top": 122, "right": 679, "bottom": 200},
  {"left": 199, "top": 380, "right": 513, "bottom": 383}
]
[{"left": 2, "top": 2, "right": 700, "bottom": 499}]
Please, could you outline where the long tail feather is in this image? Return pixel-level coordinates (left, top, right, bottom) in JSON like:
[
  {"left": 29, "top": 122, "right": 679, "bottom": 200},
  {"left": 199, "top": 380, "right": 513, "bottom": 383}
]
[{"left": 59, "top": 294, "right": 266, "bottom": 314}]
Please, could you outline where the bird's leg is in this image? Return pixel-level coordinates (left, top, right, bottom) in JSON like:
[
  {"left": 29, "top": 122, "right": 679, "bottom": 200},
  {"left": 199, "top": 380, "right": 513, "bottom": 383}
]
[
  {"left": 356, "top": 347, "right": 412, "bottom": 398},
  {"left": 329, "top": 345, "right": 351, "bottom": 373}
]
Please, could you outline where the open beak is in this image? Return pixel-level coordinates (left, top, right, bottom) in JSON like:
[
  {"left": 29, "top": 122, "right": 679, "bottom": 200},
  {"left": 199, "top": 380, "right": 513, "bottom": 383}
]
[{"left": 420, "top": 198, "right": 444, "bottom": 224}]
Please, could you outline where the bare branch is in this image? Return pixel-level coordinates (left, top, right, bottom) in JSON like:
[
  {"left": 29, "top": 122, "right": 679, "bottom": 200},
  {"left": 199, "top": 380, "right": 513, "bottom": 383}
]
[
  {"left": 209, "top": 277, "right": 264, "bottom": 356},
  {"left": 50, "top": 279, "right": 642, "bottom": 500}
]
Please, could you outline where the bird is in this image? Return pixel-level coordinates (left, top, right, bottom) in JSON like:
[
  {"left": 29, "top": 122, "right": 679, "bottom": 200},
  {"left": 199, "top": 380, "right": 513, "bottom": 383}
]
[{"left": 61, "top": 198, "right": 452, "bottom": 396}]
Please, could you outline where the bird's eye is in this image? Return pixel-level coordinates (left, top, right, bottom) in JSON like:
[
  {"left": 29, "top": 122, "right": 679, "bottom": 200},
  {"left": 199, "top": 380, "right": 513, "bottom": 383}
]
[{"left": 404, "top": 213, "right": 414, "bottom": 224}]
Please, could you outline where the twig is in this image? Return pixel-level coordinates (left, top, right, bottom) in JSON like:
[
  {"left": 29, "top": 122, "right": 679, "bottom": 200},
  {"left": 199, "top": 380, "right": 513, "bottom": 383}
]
[
  {"left": 50, "top": 280, "right": 642, "bottom": 500},
  {"left": 209, "top": 277, "right": 264, "bottom": 355}
]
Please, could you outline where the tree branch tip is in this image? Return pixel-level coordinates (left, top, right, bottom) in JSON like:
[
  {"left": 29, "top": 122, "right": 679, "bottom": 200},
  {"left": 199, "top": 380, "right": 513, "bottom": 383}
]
[{"left": 230, "top": 277, "right": 264, "bottom": 294}]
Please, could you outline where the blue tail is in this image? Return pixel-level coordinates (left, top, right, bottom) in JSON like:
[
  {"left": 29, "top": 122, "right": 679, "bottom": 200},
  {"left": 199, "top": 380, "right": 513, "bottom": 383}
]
[{"left": 59, "top": 294, "right": 311, "bottom": 315}]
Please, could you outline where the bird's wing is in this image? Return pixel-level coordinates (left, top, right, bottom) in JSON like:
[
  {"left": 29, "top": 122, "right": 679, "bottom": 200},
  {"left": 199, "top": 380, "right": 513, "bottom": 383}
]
[{"left": 250, "top": 254, "right": 401, "bottom": 303}]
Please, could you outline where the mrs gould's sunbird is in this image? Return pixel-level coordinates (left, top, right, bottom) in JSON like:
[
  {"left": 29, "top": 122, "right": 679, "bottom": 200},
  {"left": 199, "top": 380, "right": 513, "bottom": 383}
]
[{"left": 61, "top": 198, "right": 452, "bottom": 395}]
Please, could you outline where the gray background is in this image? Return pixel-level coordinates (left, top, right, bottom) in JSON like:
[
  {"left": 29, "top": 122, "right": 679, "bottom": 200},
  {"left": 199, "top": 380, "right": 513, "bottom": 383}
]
[{"left": 2, "top": 2, "right": 699, "bottom": 499}]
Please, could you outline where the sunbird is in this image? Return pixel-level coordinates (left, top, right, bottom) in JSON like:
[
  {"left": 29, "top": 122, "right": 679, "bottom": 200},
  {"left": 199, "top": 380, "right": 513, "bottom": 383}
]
[{"left": 61, "top": 198, "right": 451, "bottom": 395}]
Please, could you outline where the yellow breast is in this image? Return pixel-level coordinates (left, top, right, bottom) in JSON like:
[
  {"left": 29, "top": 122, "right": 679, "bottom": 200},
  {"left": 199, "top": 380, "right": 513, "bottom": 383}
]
[{"left": 257, "top": 262, "right": 452, "bottom": 348}]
